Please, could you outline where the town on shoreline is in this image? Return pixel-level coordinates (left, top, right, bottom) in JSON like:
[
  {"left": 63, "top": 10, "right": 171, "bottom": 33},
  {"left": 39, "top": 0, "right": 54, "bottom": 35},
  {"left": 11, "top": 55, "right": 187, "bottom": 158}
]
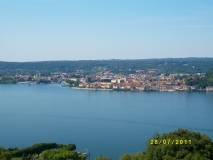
[{"left": 1, "top": 69, "right": 213, "bottom": 92}]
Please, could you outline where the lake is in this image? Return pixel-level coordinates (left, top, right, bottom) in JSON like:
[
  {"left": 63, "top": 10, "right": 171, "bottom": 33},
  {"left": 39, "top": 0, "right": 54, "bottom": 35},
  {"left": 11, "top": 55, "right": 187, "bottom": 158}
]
[{"left": 0, "top": 84, "right": 213, "bottom": 159}]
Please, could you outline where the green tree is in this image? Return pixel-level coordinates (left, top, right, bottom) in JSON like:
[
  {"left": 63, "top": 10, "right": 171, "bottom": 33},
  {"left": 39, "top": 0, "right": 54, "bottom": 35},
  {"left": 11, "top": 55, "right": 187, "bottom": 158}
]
[
  {"left": 120, "top": 154, "right": 132, "bottom": 160},
  {"left": 186, "top": 71, "right": 213, "bottom": 88},
  {"left": 41, "top": 149, "right": 86, "bottom": 160},
  {"left": 131, "top": 152, "right": 145, "bottom": 160},
  {"left": 119, "top": 129, "right": 213, "bottom": 160},
  {"left": 94, "top": 156, "right": 111, "bottom": 160},
  {"left": 0, "top": 77, "right": 16, "bottom": 84},
  {"left": 66, "top": 143, "right": 76, "bottom": 151},
  {"left": 0, "top": 147, "right": 12, "bottom": 160},
  {"left": 66, "top": 80, "right": 80, "bottom": 87},
  {"left": 144, "top": 129, "right": 213, "bottom": 159},
  {"left": 11, "top": 142, "right": 57, "bottom": 157},
  {"left": 119, "top": 152, "right": 145, "bottom": 160}
]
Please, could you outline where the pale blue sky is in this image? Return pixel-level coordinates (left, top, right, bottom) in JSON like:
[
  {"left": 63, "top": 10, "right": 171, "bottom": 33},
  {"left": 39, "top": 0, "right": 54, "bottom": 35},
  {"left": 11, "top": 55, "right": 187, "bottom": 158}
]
[{"left": 0, "top": 0, "right": 213, "bottom": 62}]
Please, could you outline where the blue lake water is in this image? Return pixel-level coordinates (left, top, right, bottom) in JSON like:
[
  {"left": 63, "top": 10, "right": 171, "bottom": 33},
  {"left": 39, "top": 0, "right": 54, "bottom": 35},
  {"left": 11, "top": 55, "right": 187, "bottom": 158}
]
[{"left": 0, "top": 84, "right": 213, "bottom": 159}]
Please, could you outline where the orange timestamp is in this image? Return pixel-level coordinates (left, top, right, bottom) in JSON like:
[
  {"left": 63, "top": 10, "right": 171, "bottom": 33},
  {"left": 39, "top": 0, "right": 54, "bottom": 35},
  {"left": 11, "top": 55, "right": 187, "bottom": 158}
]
[{"left": 150, "top": 139, "right": 192, "bottom": 145}]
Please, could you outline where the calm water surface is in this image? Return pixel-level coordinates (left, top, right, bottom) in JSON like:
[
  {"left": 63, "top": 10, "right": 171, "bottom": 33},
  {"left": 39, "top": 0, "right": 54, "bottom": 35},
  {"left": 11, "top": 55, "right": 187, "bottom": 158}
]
[{"left": 0, "top": 84, "right": 213, "bottom": 159}]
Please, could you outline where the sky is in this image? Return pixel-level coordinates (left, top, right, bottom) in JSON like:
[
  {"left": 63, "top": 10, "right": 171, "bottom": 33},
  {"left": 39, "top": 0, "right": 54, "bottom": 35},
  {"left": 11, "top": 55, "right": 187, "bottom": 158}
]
[{"left": 0, "top": 0, "right": 213, "bottom": 62}]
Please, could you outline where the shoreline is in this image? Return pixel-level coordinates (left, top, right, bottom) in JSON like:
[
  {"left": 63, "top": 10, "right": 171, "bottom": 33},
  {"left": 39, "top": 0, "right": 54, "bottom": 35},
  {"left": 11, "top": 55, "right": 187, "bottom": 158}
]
[
  {"left": 71, "top": 87, "right": 113, "bottom": 91},
  {"left": 0, "top": 83, "right": 211, "bottom": 92},
  {"left": 70, "top": 87, "right": 209, "bottom": 92}
]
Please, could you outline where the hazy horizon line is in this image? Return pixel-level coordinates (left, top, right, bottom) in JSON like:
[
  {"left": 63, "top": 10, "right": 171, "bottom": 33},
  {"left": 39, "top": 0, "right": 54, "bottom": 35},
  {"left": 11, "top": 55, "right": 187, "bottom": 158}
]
[{"left": 1, "top": 57, "right": 213, "bottom": 63}]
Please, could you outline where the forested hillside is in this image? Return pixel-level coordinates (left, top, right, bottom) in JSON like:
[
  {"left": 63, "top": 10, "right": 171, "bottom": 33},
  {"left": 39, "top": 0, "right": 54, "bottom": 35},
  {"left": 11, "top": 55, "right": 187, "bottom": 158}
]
[
  {"left": 0, "top": 58, "right": 213, "bottom": 76},
  {"left": 185, "top": 71, "right": 213, "bottom": 88}
]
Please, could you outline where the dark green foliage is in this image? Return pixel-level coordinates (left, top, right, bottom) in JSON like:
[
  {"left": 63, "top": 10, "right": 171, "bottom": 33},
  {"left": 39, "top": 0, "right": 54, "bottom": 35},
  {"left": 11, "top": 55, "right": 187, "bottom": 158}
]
[
  {"left": 7, "top": 142, "right": 76, "bottom": 159},
  {"left": 0, "top": 77, "right": 16, "bottom": 84},
  {"left": 100, "top": 79, "right": 111, "bottom": 82},
  {"left": 0, "top": 58, "right": 213, "bottom": 76},
  {"left": 185, "top": 71, "right": 213, "bottom": 88},
  {"left": 0, "top": 147, "right": 12, "bottom": 160},
  {"left": 11, "top": 142, "right": 57, "bottom": 157},
  {"left": 41, "top": 149, "right": 86, "bottom": 160},
  {"left": 21, "top": 154, "right": 33, "bottom": 160},
  {"left": 40, "top": 71, "right": 51, "bottom": 77},
  {"left": 94, "top": 156, "right": 111, "bottom": 160},
  {"left": 120, "top": 152, "right": 145, "bottom": 160},
  {"left": 66, "top": 144, "right": 76, "bottom": 151},
  {"left": 7, "top": 147, "right": 18, "bottom": 152},
  {"left": 145, "top": 129, "right": 213, "bottom": 159},
  {"left": 36, "top": 79, "right": 51, "bottom": 84},
  {"left": 0, "top": 76, "right": 26, "bottom": 84},
  {"left": 57, "top": 143, "right": 76, "bottom": 151}
]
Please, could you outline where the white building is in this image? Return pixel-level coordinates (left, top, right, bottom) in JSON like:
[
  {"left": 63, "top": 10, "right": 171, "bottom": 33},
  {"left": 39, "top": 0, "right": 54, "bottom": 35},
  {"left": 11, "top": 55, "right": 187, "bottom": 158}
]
[{"left": 206, "top": 86, "right": 213, "bottom": 91}]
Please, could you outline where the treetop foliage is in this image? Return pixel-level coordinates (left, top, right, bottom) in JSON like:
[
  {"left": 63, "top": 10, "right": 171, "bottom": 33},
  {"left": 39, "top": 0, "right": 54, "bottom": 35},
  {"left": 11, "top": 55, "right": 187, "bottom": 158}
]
[
  {"left": 94, "top": 156, "right": 111, "bottom": 160},
  {"left": 119, "top": 129, "right": 213, "bottom": 160},
  {"left": 0, "top": 147, "right": 12, "bottom": 160},
  {"left": 1, "top": 142, "right": 76, "bottom": 160},
  {"left": 41, "top": 149, "right": 86, "bottom": 160}
]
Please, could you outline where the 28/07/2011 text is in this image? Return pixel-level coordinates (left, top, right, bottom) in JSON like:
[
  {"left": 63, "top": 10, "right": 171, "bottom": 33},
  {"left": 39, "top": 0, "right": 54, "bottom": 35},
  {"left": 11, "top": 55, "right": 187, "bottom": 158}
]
[{"left": 150, "top": 139, "right": 192, "bottom": 145}]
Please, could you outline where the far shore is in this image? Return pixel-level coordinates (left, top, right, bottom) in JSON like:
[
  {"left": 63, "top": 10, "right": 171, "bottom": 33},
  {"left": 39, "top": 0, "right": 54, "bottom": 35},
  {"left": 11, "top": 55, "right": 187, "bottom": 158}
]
[
  {"left": 0, "top": 83, "right": 211, "bottom": 92},
  {"left": 71, "top": 87, "right": 113, "bottom": 91}
]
